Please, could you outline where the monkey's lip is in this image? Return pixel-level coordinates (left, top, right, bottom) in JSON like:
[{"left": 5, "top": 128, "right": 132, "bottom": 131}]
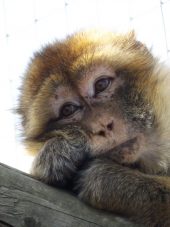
[
  {"left": 103, "top": 136, "right": 141, "bottom": 163},
  {"left": 98, "top": 136, "right": 139, "bottom": 153},
  {"left": 114, "top": 137, "right": 139, "bottom": 151},
  {"left": 108, "top": 137, "right": 139, "bottom": 153}
]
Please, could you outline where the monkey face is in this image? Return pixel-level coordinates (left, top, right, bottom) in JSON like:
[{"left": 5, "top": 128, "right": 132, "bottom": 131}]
[
  {"left": 19, "top": 30, "right": 157, "bottom": 164},
  {"left": 47, "top": 64, "right": 154, "bottom": 164},
  {"left": 50, "top": 65, "right": 126, "bottom": 149}
]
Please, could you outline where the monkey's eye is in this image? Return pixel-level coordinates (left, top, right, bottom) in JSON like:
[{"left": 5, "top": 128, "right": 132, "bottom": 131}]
[
  {"left": 59, "top": 103, "right": 80, "bottom": 118},
  {"left": 94, "top": 77, "right": 113, "bottom": 95}
]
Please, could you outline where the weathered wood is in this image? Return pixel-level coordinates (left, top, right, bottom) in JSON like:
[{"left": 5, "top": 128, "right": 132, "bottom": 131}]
[{"left": 0, "top": 163, "right": 140, "bottom": 227}]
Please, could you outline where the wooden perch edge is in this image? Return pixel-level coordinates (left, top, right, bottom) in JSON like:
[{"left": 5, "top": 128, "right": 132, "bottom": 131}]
[{"left": 0, "top": 163, "right": 139, "bottom": 227}]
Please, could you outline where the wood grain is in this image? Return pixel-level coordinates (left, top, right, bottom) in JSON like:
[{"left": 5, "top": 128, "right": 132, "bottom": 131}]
[{"left": 0, "top": 163, "right": 140, "bottom": 227}]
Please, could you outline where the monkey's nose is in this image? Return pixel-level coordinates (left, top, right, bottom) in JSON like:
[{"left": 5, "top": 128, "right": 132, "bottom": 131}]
[{"left": 97, "top": 121, "right": 114, "bottom": 137}]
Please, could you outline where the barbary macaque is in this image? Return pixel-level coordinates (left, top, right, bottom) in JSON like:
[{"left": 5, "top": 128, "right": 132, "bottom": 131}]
[{"left": 18, "top": 30, "right": 170, "bottom": 226}]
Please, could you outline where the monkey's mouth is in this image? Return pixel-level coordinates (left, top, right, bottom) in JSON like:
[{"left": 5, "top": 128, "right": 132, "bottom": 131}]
[{"left": 104, "top": 136, "right": 141, "bottom": 164}]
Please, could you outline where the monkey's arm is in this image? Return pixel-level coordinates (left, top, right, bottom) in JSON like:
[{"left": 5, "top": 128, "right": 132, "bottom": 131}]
[
  {"left": 31, "top": 125, "right": 90, "bottom": 188},
  {"left": 75, "top": 158, "right": 170, "bottom": 226}
]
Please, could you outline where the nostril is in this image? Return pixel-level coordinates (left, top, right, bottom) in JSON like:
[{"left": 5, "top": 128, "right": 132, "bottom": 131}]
[
  {"left": 98, "top": 130, "right": 106, "bottom": 137},
  {"left": 107, "top": 121, "right": 113, "bottom": 131}
]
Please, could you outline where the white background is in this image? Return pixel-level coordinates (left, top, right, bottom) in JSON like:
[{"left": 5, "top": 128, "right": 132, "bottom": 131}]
[{"left": 0, "top": 0, "right": 170, "bottom": 172}]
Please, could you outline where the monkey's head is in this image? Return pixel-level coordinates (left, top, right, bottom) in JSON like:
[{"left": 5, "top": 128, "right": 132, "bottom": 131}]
[{"left": 18, "top": 30, "right": 166, "bottom": 167}]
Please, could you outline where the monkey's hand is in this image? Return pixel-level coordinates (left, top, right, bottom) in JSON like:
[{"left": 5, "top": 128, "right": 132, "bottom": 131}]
[
  {"left": 75, "top": 158, "right": 170, "bottom": 226},
  {"left": 31, "top": 125, "right": 90, "bottom": 188}
]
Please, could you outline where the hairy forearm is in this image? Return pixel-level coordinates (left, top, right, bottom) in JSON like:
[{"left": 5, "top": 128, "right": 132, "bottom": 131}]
[
  {"left": 75, "top": 158, "right": 170, "bottom": 226},
  {"left": 31, "top": 125, "right": 90, "bottom": 187}
]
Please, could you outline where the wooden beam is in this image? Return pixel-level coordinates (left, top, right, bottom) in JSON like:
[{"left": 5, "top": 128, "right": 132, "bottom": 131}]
[{"left": 0, "top": 163, "right": 139, "bottom": 227}]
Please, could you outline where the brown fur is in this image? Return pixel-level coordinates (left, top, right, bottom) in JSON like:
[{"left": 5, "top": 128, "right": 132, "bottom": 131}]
[{"left": 18, "top": 30, "right": 170, "bottom": 226}]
